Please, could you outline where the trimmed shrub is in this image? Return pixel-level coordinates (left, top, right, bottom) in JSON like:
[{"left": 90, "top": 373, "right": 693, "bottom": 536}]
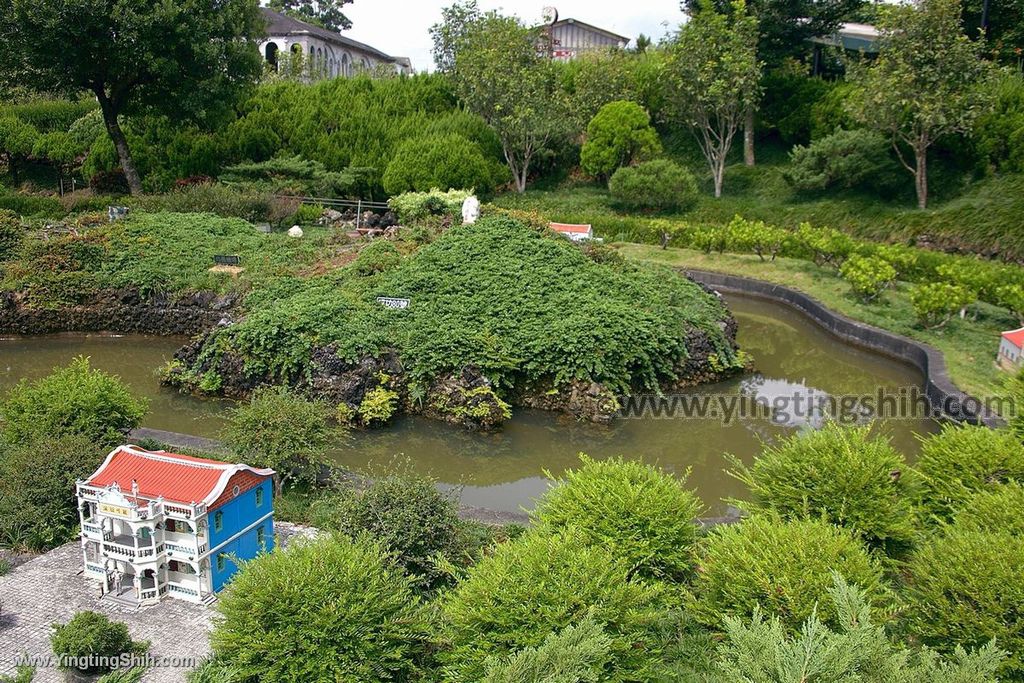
[
  {"left": 785, "top": 129, "right": 901, "bottom": 194},
  {"left": 915, "top": 425, "right": 1024, "bottom": 522},
  {"left": 910, "top": 282, "right": 976, "bottom": 328},
  {"left": 731, "top": 424, "right": 917, "bottom": 552},
  {"left": 481, "top": 616, "right": 613, "bottom": 683},
  {"left": 440, "top": 528, "right": 672, "bottom": 681},
  {"left": 580, "top": 100, "right": 662, "bottom": 178},
  {"left": 222, "top": 386, "right": 338, "bottom": 492},
  {"left": 608, "top": 159, "right": 698, "bottom": 213},
  {"left": 0, "top": 434, "right": 105, "bottom": 551},
  {"left": 0, "top": 356, "right": 147, "bottom": 446},
  {"left": 50, "top": 611, "right": 138, "bottom": 675},
  {"left": 211, "top": 535, "right": 428, "bottom": 682},
  {"left": 904, "top": 525, "right": 1024, "bottom": 678},
  {"left": 840, "top": 254, "right": 897, "bottom": 302},
  {"left": 532, "top": 455, "right": 702, "bottom": 581},
  {"left": 310, "top": 474, "right": 485, "bottom": 592},
  {"left": 0, "top": 193, "right": 63, "bottom": 217},
  {"left": 692, "top": 515, "right": 890, "bottom": 633},
  {"left": 954, "top": 482, "right": 1024, "bottom": 536},
  {"left": 387, "top": 188, "right": 472, "bottom": 223},
  {"left": 383, "top": 133, "right": 497, "bottom": 196},
  {"left": 0, "top": 209, "right": 23, "bottom": 261}
]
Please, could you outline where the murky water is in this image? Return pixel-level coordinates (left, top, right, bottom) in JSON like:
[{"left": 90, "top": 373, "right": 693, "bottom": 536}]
[{"left": 0, "top": 295, "right": 937, "bottom": 513}]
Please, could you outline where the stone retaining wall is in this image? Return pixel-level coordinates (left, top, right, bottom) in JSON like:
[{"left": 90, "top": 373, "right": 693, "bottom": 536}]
[{"left": 685, "top": 269, "right": 1002, "bottom": 427}]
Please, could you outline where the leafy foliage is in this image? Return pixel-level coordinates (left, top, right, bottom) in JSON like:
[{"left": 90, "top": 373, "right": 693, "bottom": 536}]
[
  {"left": 440, "top": 527, "right": 672, "bottom": 681},
  {"left": 211, "top": 534, "right": 428, "bottom": 682},
  {"left": 0, "top": 434, "right": 104, "bottom": 551},
  {"left": 382, "top": 133, "right": 500, "bottom": 196},
  {"left": 0, "top": 356, "right": 147, "bottom": 446},
  {"left": 953, "top": 482, "right": 1024, "bottom": 536},
  {"left": 532, "top": 455, "right": 703, "bottom": 581},
  {"left": 840, "top": 254, "right": 897, "bottom": 302},
  {"left": 692, "top": 515, "right": 890, "bottom": 633},
  {"left": 730, "top": 424, "right": 917, "bottom": 552},
  {"left": 580, "top": 101, "right": 662, "bottom": 179},
  {"left": 222, "top": 386, "right": 339, "bottom": 491},
  {"left": 909, "top": 282, "right": 976, "bottom": 328},
  {"left": 608, "top": 159, "right": 699, "bottom": 214},
  {"left": 481, "top": 616, "right": 614, "bottom": 683},
  {"left": 50, "top": 612, "right": 140, "bottom": 675},
  {"left": 388, "top": 188, "right": 473, "bottom": 223},
  {"left": 904, "top": 523, "right": 1024, "bottom": 678},
  {"left": 914, "top": 424, "right": 1024, "bottom": 522},
  {"left": 786, "top": 129, "right": 901, "bottom": 194}
]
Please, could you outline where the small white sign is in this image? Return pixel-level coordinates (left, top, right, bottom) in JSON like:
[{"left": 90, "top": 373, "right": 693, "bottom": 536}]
[{"left": 377, "top": 296, "right": 410, "bottom": 309}]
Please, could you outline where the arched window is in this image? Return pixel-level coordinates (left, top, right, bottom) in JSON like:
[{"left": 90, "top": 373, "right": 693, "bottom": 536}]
[
  {"left": 264, "top": 42, "right": 279, "bottom": 71},
  {"left": 342, "top": 53, "right": 350, "bottom": 77}
]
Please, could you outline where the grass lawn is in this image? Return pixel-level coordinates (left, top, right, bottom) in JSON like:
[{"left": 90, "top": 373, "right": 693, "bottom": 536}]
[
  {"left": 616, "top": 243, "right": 1013, "bottom": 402},
  {"left": 495, "top": 165, "right": 1024, "bottom": 261}
]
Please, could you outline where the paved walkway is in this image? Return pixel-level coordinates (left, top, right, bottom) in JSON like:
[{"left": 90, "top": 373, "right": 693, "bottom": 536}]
[{"left": 0, "top": 524, "right": 317, "bottom": 682}]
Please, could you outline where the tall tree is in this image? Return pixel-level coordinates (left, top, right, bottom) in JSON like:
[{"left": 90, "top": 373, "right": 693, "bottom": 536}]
[
  {"left": 0, "top": 0, "right": 264, "bottom": 195},
  {"left": 268, "top": 0, "right": 353, "bottom": 33},
  {"left": 667, "top": 2, "right": 762, "bottom": 198},
  {"left": 453, "top": 13, "right": 571, "bottom": 193},
  {"left": 848, "top": 0, "right": 994, "bottom": 209},
  {"left": 430, "top": 0, "right": 483, "bottom": 74}
]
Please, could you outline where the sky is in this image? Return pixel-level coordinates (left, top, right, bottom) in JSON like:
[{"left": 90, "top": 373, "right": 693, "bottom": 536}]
[{"left": 342, "top": 0, "right": 688, "bottom": 72}]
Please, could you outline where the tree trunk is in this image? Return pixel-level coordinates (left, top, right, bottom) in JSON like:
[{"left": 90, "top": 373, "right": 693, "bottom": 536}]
[
  {"left": 744, "top": 108, "right": 755, "bottom": 167},
  {"left": 94, "top": 90, "right": 143, "bottom": 195},
  {"left": 713, "top": 157, "right": 725, "bottom": 198},
  {"left": 915, "top": 149, "right": 928, "bottom": 210}
]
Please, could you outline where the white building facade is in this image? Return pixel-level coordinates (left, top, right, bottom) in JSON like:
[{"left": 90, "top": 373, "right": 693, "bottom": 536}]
[{"left": 259, "top": 8, "right": 412, "bottom": 79}]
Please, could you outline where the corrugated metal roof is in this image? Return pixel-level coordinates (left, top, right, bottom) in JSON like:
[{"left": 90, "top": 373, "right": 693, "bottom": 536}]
[{"left": 85, "top": 446, "right": 274, "bottom": 507}]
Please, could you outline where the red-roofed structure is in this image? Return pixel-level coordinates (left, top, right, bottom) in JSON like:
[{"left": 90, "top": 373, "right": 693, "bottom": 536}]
[
  {"left": 998, "top": 327, "right": 1024, "bottom": 370},
  {"left": 77, "top": 446, "right": 275, "bottom": 606},
  {"left": 549, "top": 222, "right": 593, "bottom": 242}
]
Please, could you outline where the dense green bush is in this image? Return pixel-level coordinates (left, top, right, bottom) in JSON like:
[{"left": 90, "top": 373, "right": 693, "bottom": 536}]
[
  {"left": 129, "top": 185, "right": 291, "bottom": 224},
  {"left": 50, "top": 611, "right": 139, "bottom": 675},
  {"left": 481, "top": 616, "right": 613, "bottom": 683},
  {"left": 382, "top": 133, "right": 498, "bottom": 196},
  {"left": 0, "top": 193, "right": 63, "bottom": 217},
  {"left": 310, "top": 474, "right": 486, "bottom": 592},
  {"left": 608, "top": 159, "right": 698, "bottom": 213},
  {"left": 809, "top": 82, "right": 860, "bottom": 140},
  {"left": 388, "top": 188, "right": 472, "bottom": 223},
  {"left": 731, "top": 424, "right": 917, "bottom": 552},
  {"left": 760, "top": 72, "right": 835, "bottom": 145},
  {"left": 904, "top": 524, "right": 1024, "bottom": 678},
  {"left": 222, "top": 386, "right": 338, "bottom": 491},
  {"left": 692, "top": 515, "right": 890, "bottom": 633},
  {"left": 974, "top": 71, "right": 1024, "bottom": 173},
  {"left": 915, "top": 424, "right": 1024, "bottom": 522},
  {"left": 909, "top": 282, "right": 976, "bottom": 328},
  {"left": 532, "top": 455, "right": 702, "bottom": 581},
  {"left": 0, "top": 357, "right": 147, "bottom": 446},
  {"left": 0, "top": 209, "right": 23, "bottom": 261},
  {"left": 840, "top": 254, "right": 897, "bottom": 302},
  {"left": 953, "top": 482, "right": 1024, "bottom": 536},
  {"left": 353, "top": 240, "right": 403, "bottom": 276},
  {"left": 0, "top": 434, "right": 104, "bottom": 551},
  {"left": 220, "top": 155, "right": 375, "bottom": 199},
  {"left": 713, "top": 575, "right": 1004, "bottom": 683},
  {"left": 440, "top": 528, "right": 672, "bottom": 681},
  {"left": 579, "top": 100, "right": 661, "bottom": 178},
  {"left": 0, "top": 98, "right": 97, "bottom": 133},
  {"left": 211, "top": 534, "right": 428, "bottom": 682},
  {"left": 786, "top": 129, "right": 901, "bottom": 194}
]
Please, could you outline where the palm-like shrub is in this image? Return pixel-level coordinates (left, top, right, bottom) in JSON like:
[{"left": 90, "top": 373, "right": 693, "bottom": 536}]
[
  {"left": 440, "top": 528, "right": 671, "bottom": 681},
  {"left": 580, "top": 100, "right": 662, "bottom": 178},
  {"left": 211, "top": 534, "right": 428, "bottom": 682},
  {"left": 731, "top": 423, "right": 917, "bottom": 552},
  {"left": 904, "top": 524, "right": 1024, "bottom": 679},
  {"left": 915, "top": 424, "right": 1024, "bottom": 522},
  {"left": 608, "top": 159, "right": 699, "bottom": 213},
  {"left": 692, "top": 515, "right": 890, "bottom": 633},
  {"left": 532, "top": 455, "right": 702, "bottom": 581}
]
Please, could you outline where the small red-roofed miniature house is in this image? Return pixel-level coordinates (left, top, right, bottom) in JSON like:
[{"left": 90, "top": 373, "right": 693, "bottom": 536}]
[
  {"left": 998, "top": 327, "right": 1024, "bottom": 371},
  {"left": 548, "top": 222, "right": 594, "bottom": 242},
  {"left": 77, "top": 445, "right": 275, "bottom": 606}
]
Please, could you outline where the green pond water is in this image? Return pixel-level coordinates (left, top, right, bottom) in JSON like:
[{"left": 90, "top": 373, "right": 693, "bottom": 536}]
[{"left": 0, "top": 295, "right": 937, "bottom": 514}]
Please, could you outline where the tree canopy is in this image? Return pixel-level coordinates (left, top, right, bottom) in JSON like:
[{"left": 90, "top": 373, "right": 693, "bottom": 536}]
[
  {"left": 268, "top": 0, "right": 353, "bottom": 33},
  {"left": 0, "top": 0, "right": 265, "bottom": 194}
]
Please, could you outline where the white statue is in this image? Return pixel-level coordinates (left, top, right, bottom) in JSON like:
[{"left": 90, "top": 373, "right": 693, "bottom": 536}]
[
  {"left": 288, "top": 225, "right": 304, "bottom": 238},
  {"left": 461, "top": 195, "right": 480, "bottom": 225}
]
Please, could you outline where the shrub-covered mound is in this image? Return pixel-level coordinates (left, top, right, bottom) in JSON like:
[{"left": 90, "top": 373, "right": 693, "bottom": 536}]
[{"left": 167, "top": 215, "right": 740, "bottom": 427}]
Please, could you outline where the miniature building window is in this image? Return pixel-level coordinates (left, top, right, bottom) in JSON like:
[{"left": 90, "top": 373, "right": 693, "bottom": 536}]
[
  {"left": 257, "top": 526, "right": 266, "bottom": 549},
  {"left": 255, "top": 487, "right": 264, "bottom": 507},
  {"left": 232, "top": 485, "right": 240, "bottom": 497},
  {"left": 216, "top": 554, "right": 226, "bottom": 572},
  {"left": 214, "top": 510, "right": 223, "bottom": 533}
]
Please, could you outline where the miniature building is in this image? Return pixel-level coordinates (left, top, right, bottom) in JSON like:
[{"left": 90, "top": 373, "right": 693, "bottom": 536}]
[
  {"left": 998, "top": 327, "right": 1024, "bottom": 370},
  {"left": 549, "top": 222, "right": 594, "bottom": 242},
  {"left": 77, "top": 445, "right": 275, "bottom": 607},
  {"left": 547, "top": 17, "right": 630, "bottom": 60}
]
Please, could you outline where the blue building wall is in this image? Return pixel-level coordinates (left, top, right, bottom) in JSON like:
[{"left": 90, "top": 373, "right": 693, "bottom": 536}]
[{"left": 207, "top": 478, "right": 274, "bottom": 593}]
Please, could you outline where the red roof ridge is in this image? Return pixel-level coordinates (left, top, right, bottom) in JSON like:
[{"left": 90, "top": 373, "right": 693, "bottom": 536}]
[
  {"left": 1002, "top": 327, "right": 1024, "bottom": 347},
  {"left": 549, "top": 222, "right": 592, "bottom": 231}
]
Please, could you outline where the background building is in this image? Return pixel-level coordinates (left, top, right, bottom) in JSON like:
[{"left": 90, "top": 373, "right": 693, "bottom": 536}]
[
  {"left": 260, "top": 8, "right": 413, "bottom": 79},
  {"left": 547, "top": 16, "right": 630, "bottom": 61}
]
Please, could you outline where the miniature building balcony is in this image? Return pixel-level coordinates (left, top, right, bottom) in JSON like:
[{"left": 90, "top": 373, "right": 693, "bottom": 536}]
[{"left": 101, "top": 533, "right": 165, "bottom": 561}]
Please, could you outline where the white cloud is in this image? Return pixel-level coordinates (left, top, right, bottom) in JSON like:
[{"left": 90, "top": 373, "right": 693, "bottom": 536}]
[{"left": 341, "top": 0, "right": 686, "bottom": 72}]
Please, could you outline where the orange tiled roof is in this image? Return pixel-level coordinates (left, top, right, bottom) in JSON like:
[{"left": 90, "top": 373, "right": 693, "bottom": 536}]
[{"left": 1003, "top": 327, "right": 1024, "bottom": 349}]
